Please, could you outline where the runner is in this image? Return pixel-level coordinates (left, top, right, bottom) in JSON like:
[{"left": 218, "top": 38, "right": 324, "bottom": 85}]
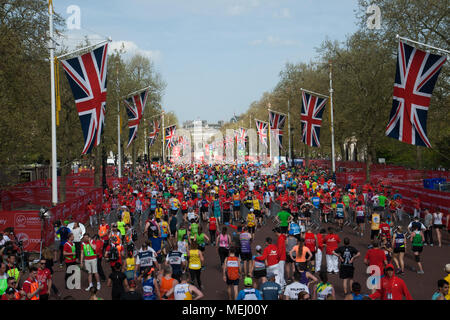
[
  {"left": 208, "top": 214, "right": 219, "bottom": 246},
  {"left": 223, "top": 247, "right": 241, "bottom": 300},
  {"left": 216, "top": 227, "right": 231, "bottom": 267},
  {"left": 239, "top": 226, "right": 252, "bottom": 276},
  {"left": 335, "top": 198, "right": 345, "bottom": 231},
  {"left": 355, "top": 201, "right": 366, "bottom": 237},
  {"left": 344, "top": 282, "right": 368, "bottom": 300},
  {"left": 135, "top": 241, "right": 159, "bottom": 277},
  {"left": 369, "top": 208, "right": 381, "bottom": 241},
  {"left": 139, "top": 267, "right": 160, "bottom": 300},
  {"left": 411, "top": 225, "right": 425, "bottom": 274},
  {"left": 232, "top": 191, "right": 241, "bottom": 223},
  {"left": 313, "top": 271, "right": 335, "bottom": 300},
  {"left": 333, "top": 237, "right": 360, "bottom": 296},
  {"left": 276, "top": 203, "right": 292, "bottom": 235},
  {"left": 289, "top": 238, "right": 312, "bottom": 274},
  {"left": 284, "top": 269, "right": 310, "bottom": 300},
  {"left": 251, "top": 245, "right": 267, "bottom": 288},
  {"left": 246, "top": 208, "right": 257, "bottom": 240},
  {"left": 392, "top": 226, "right": 406, "bottom": 274},
  {"left": 187, "top": 242, "right": 204, "bottom": 289},
  {"left": 165, "top": 242, "right": 186, "bottom": 282},
  {"left": 236, "top": 277, "right": 262, "bottom": 300},
  {"left": 159, "top": 265, "right": 178, "bottom": 300},
  {"left": 324, "top": 227, "right": 340, "bottom": 274},
  {"left": 304, "top": 228, "right": 317, "bottom": 272}
]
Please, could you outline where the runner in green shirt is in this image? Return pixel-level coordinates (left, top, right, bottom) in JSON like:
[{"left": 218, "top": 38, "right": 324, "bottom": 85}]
[
  {"left": 342, "top": 194, "right": 350, "bottom": 208},
  {"left": 378, "top": 194, "right": 387, "bottom": 208},
  {"left": 305, "top": 180, "right": 311, "bottom": 189},
  {"left": 276, "top": 205, "right": 292, "bottom": 234}
]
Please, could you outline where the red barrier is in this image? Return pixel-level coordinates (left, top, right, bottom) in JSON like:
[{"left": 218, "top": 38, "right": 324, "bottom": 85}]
[
  {"left": 0, "top": 211, "right": 41, "bottom": 252},
  {"left": 1, "top": 176, "right": 126, "bottom": 211},
  {"left": 0, "top": 188, "right": 103, "bottom": 252},
  {"left": 43, "top": 188, "right": 103, "bottom": 249}
]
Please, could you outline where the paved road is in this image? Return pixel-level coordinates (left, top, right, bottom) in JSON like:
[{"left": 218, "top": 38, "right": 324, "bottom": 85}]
[{"left": 41, "top": 206, "right": 449, "bottom": 300}]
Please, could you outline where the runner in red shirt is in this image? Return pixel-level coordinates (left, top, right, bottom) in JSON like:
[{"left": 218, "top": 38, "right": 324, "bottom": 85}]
[
  {"left": 315, "top": 229, "right": 326, "bottom": 272},
  {"left": 275, "top": 228, "right": 287, "bottom": 287},
  {"left": 324, "top": 228, "right": 340, "bottom": 273},
  {"left": 379, "top": 218, "right": 391, "bottom": 241},
  {"left": 364, "top": 241, "right": 387, "bottom": 292},
  {"left": 304, "top": 228, "right": 317, "bottom": 271},
  {"left": 256, "top": 237, "right": 281, "bottom": 285}
]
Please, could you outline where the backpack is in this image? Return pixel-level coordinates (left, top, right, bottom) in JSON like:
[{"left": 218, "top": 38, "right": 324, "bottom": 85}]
[
  {"left": 109, "top": 245, "right": 119, "bottom": 261},
  {"left": 132, "top": 229, "right": 138, "bottom": 242},
  {"left": 147, "top": 220, "right": 158, "bottom": 238},
  {"left": 127, "top": 242, "right": 135, "bottom": 253}
]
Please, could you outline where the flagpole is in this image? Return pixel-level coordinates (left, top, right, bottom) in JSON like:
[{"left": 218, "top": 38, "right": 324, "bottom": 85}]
[
  {"left": 144, "top": 119, "right": 147, "bottom": 161},
  {"left": 329, "top": 61, "right": 336, "bottom": 174},
  {"left": 49, "top": 0, "right": 58, "bottom": 206},
  {"left": 268, "top": 104, "right": 272, "bottom": 164},
  {"left": 57, "top": 39, "right": 110, "bottom": 60},
  {"left": 288, "top": 99, "right": 291, "bottom": 167},
  {"left": 300, "top": 88, "right": 329, "bottom": 99},
  {"left": 396, "top": 34, "right": 450, "bottom": 56},
  {"left": 162, "top": 112, "right": 165, "bottom": 164},
  {"left": 116, "top": 68, "right": 122, "bottom": 178},
  {"left": 121, "top": 86, "right": 152, "bottom": 99}
]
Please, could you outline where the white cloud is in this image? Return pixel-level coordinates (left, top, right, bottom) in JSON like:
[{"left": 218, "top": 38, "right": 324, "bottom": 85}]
[
  {"left": 250, "top": 35, "right": 299, "bottom": 47},
  {"left": 110, "top": 40, "right": 162, "bottom": 62}
]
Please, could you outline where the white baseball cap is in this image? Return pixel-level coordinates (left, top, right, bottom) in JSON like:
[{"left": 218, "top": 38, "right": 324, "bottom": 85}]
[
  {"left": 255, "top": 245, "right": 262, "bottom": 251},
  {"left": 445, "top": 264, "right": 450, "bottom": 273}
]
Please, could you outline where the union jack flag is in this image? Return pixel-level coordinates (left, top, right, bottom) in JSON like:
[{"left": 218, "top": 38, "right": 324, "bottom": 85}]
[
  {"left": 385, "top": 41, "right": 447, "bottom": 148},
  {"left": 235, "top": 128, "right": 247, "bottom": 145},
  {"left": 269, "top": 110, "right": 286, "bottom": 147},
  {"left": 149, "top": 118, "right": 160, "bottom": 146},
  {"left": 60, "top": 43, "right": 109, "bottom": 154},
  {"left": 255, "top": 120, "right": 268, "bottom": 147},
  {"left": 165, "top": 125, "right": 177, "bottom": 148},
  {"left": 301, "top": 91, "right": 328, "bottom": 147},
  {"left": 224, "top": 136, "right": 234, "bottom": 147},
  {"left": 124, "top": 89, "right": 149, "bottom": 148}
]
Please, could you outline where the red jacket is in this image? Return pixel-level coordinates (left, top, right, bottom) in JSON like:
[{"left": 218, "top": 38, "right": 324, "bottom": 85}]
[
  {"left": 369, "top": 264, "right": 412, "bottom": 300},
  {"left": 256, "top": 244, "right": 279, "bottom": 266},
  {"left": 277, "top": 234, "right": 286, "bottom": 261}
]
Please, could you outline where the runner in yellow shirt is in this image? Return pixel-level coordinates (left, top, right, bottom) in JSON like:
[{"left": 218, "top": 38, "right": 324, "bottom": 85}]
[{"left": 247, "top": 209, "right": 256, "bottom": 240}]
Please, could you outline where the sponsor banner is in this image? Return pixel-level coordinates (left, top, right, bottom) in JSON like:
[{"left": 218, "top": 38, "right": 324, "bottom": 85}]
[
  {"left": 0, "top": 189, "right": 102, "bottom": 252},
  {"left": 0, "top": 211, "right": 41, "bottom": 252},
  {"left": 14, "top": 229, "right": 41, "bottom": 252}
]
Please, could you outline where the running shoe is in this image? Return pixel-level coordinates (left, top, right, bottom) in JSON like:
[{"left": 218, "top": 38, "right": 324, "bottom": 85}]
[{"left": 417, "top": 270, "right": 424, "bottom": 274}]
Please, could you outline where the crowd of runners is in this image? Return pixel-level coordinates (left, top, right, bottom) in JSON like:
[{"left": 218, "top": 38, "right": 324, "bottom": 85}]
[{"left": 0, "top": 162, "right": 449, "bottom": 300}]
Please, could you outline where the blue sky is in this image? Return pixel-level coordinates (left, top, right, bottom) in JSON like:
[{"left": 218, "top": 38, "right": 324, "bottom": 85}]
[{"left": 54, "top": 0, "right": 360, "bottom": 123}]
